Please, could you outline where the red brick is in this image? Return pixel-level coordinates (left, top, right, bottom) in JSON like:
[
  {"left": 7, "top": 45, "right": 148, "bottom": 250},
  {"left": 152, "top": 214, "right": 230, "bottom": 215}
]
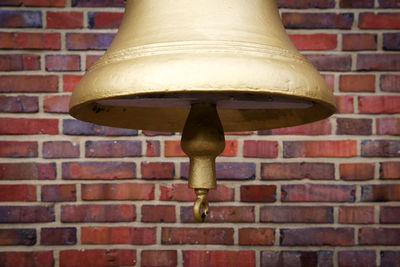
[
  {"left": 43, "top": 95, "right": 70, "bottom": 113},
  {"left": 377, "top": 118, "right": 400, "bottom": 135},
  {"left": 0, "top": 228, "right": 36, "bottom": 245},
  {"left": 336, "top": 95, "right": 354, "bottom": 114},
  {"left": 162, "top": 227, "right": 233, "bottom": 245},
  {"left": 86, "top": 54, "right": 102, "bottom": 69},
  {"left": 337, "top": 118, "right": 372, "bottom": 135},
  {"left": 165, "top": 140, "right": 237, "bottom": 157},
  {"left": 360, "top": 13, "right": 400, "bottom": 29},
  {"left": 239, "top": 228, "right": 274, "bottom": 245},
  {"left": 343, "top": 33, "right": 377, "bottom": 51},
  {"left": 47, "top": 11, "right": 82, "bottom": 29},
  {"left": 340, "top": 0, "right": 374, "bottom": 7},
  {"left": 0, "top": 141, "right": 37, "bottom": 157},
  {"left": 183, "top": 250, "right": 255, "bottom": 267},
  {"left": 361, "top": 140, "right": 400, "bottom": 157},
  {"left": 0, "top": 206, "right": 54, "bottom": 223},
  {"left": 278, "top": 0, "right": 335, "bottom": 8},
  {"left": 282, "top": 13, "right": 354, "bottom": 29},
  {"left": 381, "top": 75, "right": 400, "bottom": 92},
  {"left": 159, "top": 184, "right": 234, "bottom": 202},
  {"left": 82, "top": 183, "right": 154, "bottom": 200},
  {"left": 0, "top": 75, "right": 58, "bottom": 93},
  {"left": 284, "top": 140, "right": 357, "bottom": 158},
  {"left": 340, "top": 163, "right": 375, "bottom": 180},
  {"left": 85, "top": 140, "right": 141, "bottom": 157},
  {"left": 66, "top": 33, "right": 115, "bottom": 50},
  {"left": 305, "top": 54, "right": 352, "bottom": 71},
  {"left": 59, "top": 249, "right": 136, "bottom": 267},
  {"left": 141, "top": 162, "right": 175, "bottom": 179},
  {"left": 381, "top": 251, "right": 400, "bottom": 267},
  {"left": 261, "top": 162, "right": 335, "bottom": 180},
  {"left": 43, "top": 141, "right": 79, "bottom": 158},
  {"left": 146, "top": 140, "right": 160, "bottom": 157},
  {"left": 62, "top": 162, "right": 135, "bottom": 180},
  {"left": 141, "top": 250, "right": 177, "bottom": 267},
  {"left": 82, "top": 227, "right": 155, "bottom": 245},
  {"left": 323, "top": 74, "right": 335, "bottom": 89},
  {"left": 88, "top": 12, "right": 123, "bottom": 28},
  {"left": 338, "top": 251, "right": 376, "bottom": 267},
  {"left": 359, "top": 228, "right": 400, "bottom": 245},
  {"left": 0, "top": 118, "right": 58, "bottom": 135},
  {"left": 0, "top": 54, "right": 40, "bottom": 71},
  {"left": 361, "top": 184, "right": 400, "bottom": 201},
  {"left": 359, "top": 96, "right": 400, "bottom": 114},
  {"left": 339, "top": 75, "right": 376, "bottom": 92},
  {"left": 0, "top": 95, "right": 38, "bottom": 113},
  {"left": 259, "top": 119, "right": 332, "bottom": 136},
  {"left": 0, "top": 163, "right": 56, "bottom": 180},
  {"left": 282, "top": 184, "right": 356, "bottom": 202},
  {"left": 180, "top": 206, "right": 255, "bottom": 223},
  {"left": 357, "top": 54, "right": 400, "bottom": 71},
  {"left": 339, "top": 206, "right": 375, "bottom": 224},
  {"left": 41, "top": 184, "right": 76, "bottom": 202},
  {"left": 61, "top": 204, "right": 135, "bottom": 222},
  {"left": 260, "top": 206, "right": 333, "bottom": 223},
  {"left": 0, "top": 185, "right": 36, "bottom": 201},
  {"left": 40, "top": 227, "right": 76, "bottom": 245},
  {"left": 0, "top": 251, "right": 53, "bottom": 267},
  {"left": 380, "top": 206, "right": 400, "bottom": 223},
  {"left": 142, "top": 205, "right": 176, "bottom": 223},
  {"left": 289, "top": 34, "right": 337, "bottom": 50},
  {"left": 281, "top": 228, "right": 354, "bottom": 246},
  {"left": 243, "top": 141, "right": 278, "bottom": 158},
  {"left": 45, "top": 55, "right": 80, "bottom": 72},
  {"left": 0, "top": 32, "right": 60, "bottom": 50},
  {"left": 0, "top": 10, "right": 42, "bottom": 28},
  {"left": 261, "top": 251, "right": 333, "bottom": 267},
  {"left": 71, "top": 0, "right": 125, "bottom": 7},
  {"left": 380, "top": 162, "right": 400, "bottom": 179},
  {"left": 63, "top": 74, "right": 82, "bottom": 92},
  {"left": 240, "top": 185, "right": 276, "bottom": 202}
]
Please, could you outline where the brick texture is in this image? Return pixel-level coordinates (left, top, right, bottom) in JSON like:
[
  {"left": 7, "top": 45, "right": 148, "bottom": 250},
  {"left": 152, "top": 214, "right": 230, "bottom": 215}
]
[{"left": 0, "top": 2, "right": 398, "bottom": 266}]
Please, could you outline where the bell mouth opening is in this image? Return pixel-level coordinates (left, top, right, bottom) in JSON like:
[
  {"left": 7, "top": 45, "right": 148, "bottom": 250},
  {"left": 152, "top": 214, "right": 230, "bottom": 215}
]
[{"left": 95, "top": 92, "right": 314, "bottom": 110}]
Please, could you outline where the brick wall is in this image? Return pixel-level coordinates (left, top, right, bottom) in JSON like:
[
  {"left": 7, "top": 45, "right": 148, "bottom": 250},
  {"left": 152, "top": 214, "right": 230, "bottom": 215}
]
[{"left": 0, "top": 0, "right": 399, "bottom": 266}]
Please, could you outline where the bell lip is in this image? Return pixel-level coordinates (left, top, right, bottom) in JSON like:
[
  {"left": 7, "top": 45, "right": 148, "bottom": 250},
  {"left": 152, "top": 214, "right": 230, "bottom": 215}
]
[{"left": 69, "top": 89, "right": 336, "bottom": 132}]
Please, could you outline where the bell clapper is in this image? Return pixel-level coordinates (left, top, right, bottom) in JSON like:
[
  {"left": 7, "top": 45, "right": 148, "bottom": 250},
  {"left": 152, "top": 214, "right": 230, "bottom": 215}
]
[{"left": 181, "top": 104, "right": 225, "bottom": 222}]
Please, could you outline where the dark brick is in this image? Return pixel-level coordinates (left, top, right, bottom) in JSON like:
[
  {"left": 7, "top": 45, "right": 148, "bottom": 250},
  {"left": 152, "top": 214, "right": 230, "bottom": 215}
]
[
  {"left": 240, "top": 185, "right": 276, "bottom": 202},
  {"left": 379, "top": 0, "right": 400, "bottom": 8},
  {"left": 62, "top": 162, "right": 136, "bottom": 180},
  {"left": 361, "top": 184, "right": 400, "bottom": 201},
  {"left": 305, "top": 54, "right": 352, "bottom": 72},
  {"left": 85, "top": 140, "right": 141, "bottom": 157},
  {"left": 361, "top": 140, "right": 400, "bottom": 157},
  {"left": 357, "top": 54, "right": 400, "bottom": 71},
  {"left": 71, "top": 0, "right": 125, "bottom": 7},
  {"left": 261, "top": 251, "right": 333, "bottom": 267},
  {"left": 0, "top": 10, "right": 42, "bottom": 28},
  {"left": 0, "top": 95, "right": 38, "bottom": 113},
  {"left": 162, "top": 227, "right": 234, "bottom": 245},
  {"left": 278, "top": 0, "right": 335, "bottom": 8},
  {"left": 381, "top": 251, "right": 400, "bottom": 267},
  {"left": 181, "top": 162, "right": 255, "bottom": 180},
  {"left": 343, "top": 34, "right": 377, "bottom": 51},
  {"left": 359, "top": 228, "right": 400, "bottom": 245},
  {"left": 381, "top": 75, "right": 400, "bottom": 92},
  {"left": 41, "top": 184, "right": 76, "bottom": 202},
  {"left": 183, "top": 251, "right": 255, "bottom": 267},
  {"left": 59, "top": 249, "right": 135, "bottom": 267},
  {"left": 380, "top": 206, "right": 400, "bottom": 223},
  {"left": 180, "top": 206, "right": 255, "bottom": 223},
  {"left": 282, "top": 184, "right": 356, "bottom": 202},
  {"left": 141, "top": 162, "right": 175, "bottom": 179},
  {"left": 0, "top": 228, "right": 36, "bottom": 245},
  {"left": 340, "top": 0, "right": 374, "bottom": 8},
  {"left": 281, "top": 228, "right": 354, "bottom": 246},
  {"left": 338, "top": 251, "right": 376, "bottom": 267},
  {"left": 337, "top": 118, "right": 372, "bottom": 135},
  {"left": 383, "top": 33, "right": 400, "bottom": 50},
  {"left": 282, "top": 13, "right": 354, "bottom": 29},
  {"left": 261, "top": 162, "right": 334, "bottom": 180},
  {"left": 61, "top": 204, "right": 135, "bottom": 222},
  {"left": 40, "top": 227, "right": 76, "bottom": 245},
  {"left": 88, "top": 12, "right": 123, "bottom": 29},
  {"left": 239, "top": 228, "right": 274, "bottom": 246},
  {"left": 63, "top": 119, "right": 138, "bottom": 136},
  {"left": 141, "top": 205, "right": 176, "bottom": 223},
  {"left": 0, "top": 206, "right": 54, "bottom": 223},
  {"left": 260, "top": 206, "right": 333, "bottom": 223}
]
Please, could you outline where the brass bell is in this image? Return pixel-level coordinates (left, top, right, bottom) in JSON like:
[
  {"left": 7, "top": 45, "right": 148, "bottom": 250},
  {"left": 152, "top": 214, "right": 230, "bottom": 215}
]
[{"left": 69, "top": 0, "right": 336, "bottom": 222}]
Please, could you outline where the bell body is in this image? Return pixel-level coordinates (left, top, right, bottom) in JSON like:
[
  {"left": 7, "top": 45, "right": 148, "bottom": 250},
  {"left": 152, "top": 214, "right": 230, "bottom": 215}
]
[{"left": 69, "top": 0, "right": 336, "bottom": 132}]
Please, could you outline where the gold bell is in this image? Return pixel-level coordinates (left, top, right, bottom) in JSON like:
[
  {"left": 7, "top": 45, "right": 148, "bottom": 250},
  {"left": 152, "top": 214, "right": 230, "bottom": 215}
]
[{"left": 69, "top": 0, "right": 336, "bottom": 222}]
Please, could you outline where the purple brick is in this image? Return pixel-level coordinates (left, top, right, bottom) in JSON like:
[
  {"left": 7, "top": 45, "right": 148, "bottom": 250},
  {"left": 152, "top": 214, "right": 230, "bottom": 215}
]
[
  {"left": 305, "top": 54, "right": 352, "bottom": 72},
  {"left": 383, "top": 33, "right": 400, "bottom": 51},
  {"left": 71, "top": 0, "right": 125, "bottom": 7},
  {"left": 282, "top": 13, "right": 354, "bottom": 29},
  {"left": 63, "top": 119, "right": 138, "bottom": 136},
  {"left": 0, "top": 206, "right": 55, "bottom": 223},
  {"left": 181, "top": 162, "right": 255, "bottom": 180},
  {"left": 66, "top": 33, "right": 115, "bottom": 50},
  {"left": 0, "top": 10, "right": 42, "bottom": 28},
  {"left": 0, "top": 95, "right": 38, "bottom": 113}
]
